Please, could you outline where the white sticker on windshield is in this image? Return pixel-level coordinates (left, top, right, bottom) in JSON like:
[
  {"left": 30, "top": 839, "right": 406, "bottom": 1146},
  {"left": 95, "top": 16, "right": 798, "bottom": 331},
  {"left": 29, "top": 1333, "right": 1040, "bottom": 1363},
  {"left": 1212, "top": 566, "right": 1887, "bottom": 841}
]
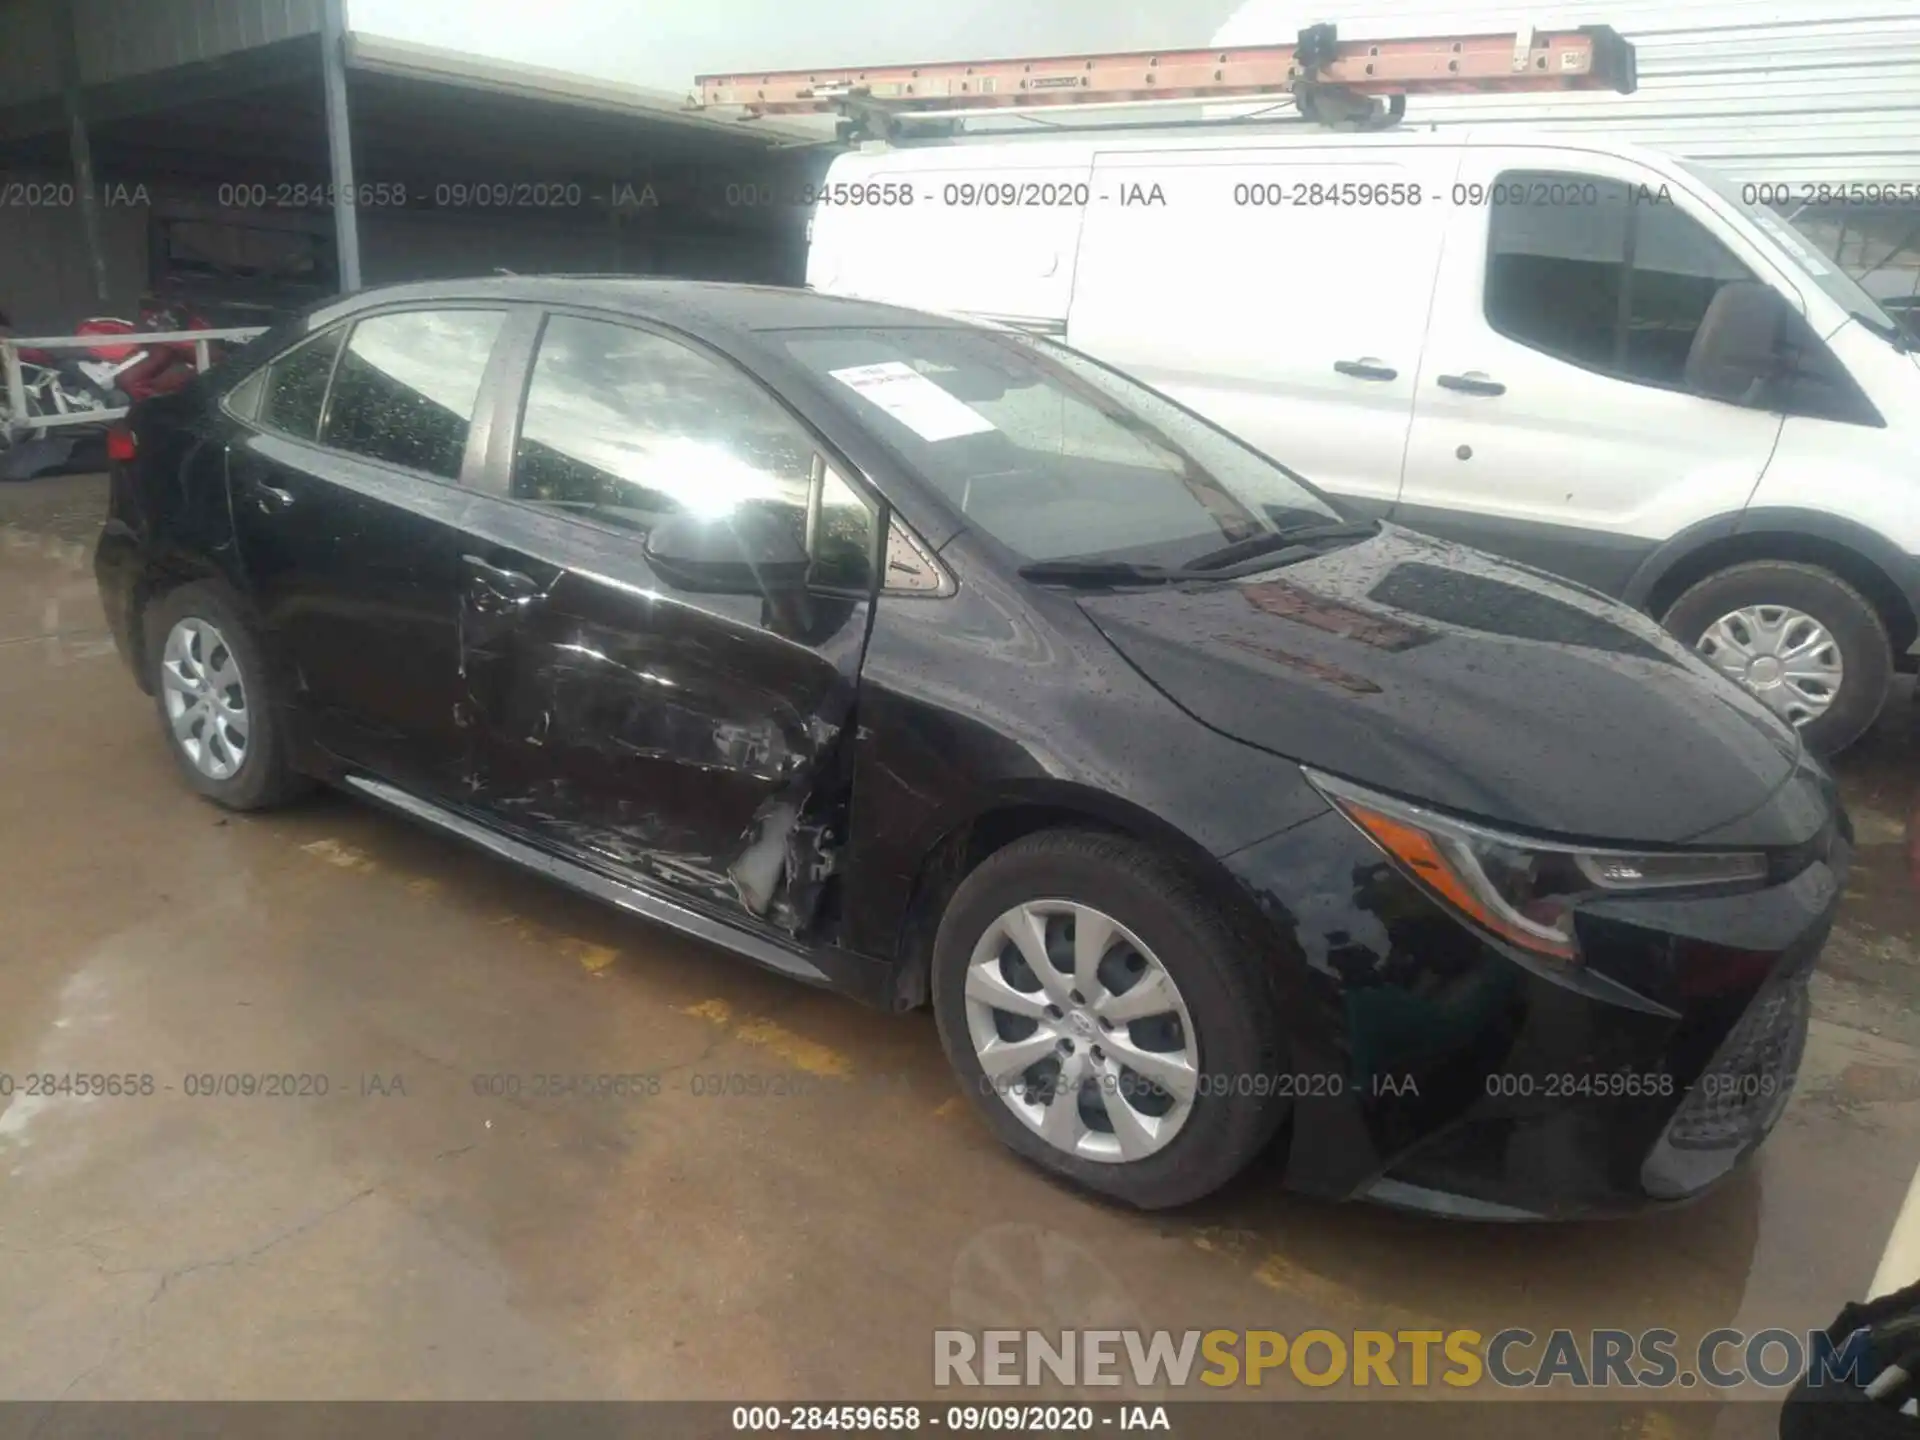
[{"left": 828, "top": 361, "right": 997, "bottom": 442}]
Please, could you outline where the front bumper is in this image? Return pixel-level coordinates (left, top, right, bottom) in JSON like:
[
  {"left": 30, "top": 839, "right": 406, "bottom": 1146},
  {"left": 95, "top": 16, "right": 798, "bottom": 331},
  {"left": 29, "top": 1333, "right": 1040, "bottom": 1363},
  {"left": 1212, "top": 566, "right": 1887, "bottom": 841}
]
[{"left": 1222, "top": 800, "right": 1847, "bottom": 1220}]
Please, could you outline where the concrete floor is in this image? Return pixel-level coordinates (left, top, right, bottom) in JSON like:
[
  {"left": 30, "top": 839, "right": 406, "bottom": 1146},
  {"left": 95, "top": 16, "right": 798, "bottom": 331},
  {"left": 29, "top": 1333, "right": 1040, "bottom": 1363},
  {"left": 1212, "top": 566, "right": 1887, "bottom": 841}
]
[{"left": 1, "top": 473, "right": 1916, "bottom": 1410}]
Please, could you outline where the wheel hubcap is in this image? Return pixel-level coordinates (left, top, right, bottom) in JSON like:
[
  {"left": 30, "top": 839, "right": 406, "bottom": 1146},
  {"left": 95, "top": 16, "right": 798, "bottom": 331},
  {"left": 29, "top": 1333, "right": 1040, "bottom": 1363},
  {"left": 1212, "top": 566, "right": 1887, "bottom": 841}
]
[
  {"left": 1695, "top": 605, "right": 1843, "bottom": 728},
  {"left": 161, "top": 617, "right": 249, "bottom": 780},
  {"left": 964, "top": 900, "right": 1199, "bottom": 1164}
]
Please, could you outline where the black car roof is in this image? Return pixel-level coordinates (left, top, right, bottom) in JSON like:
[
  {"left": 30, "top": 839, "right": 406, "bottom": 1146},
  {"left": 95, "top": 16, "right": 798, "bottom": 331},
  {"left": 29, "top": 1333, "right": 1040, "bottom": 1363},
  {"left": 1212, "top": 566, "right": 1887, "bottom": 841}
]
[{"left": 311, "top": 276, "right": 967, "bottom": 335}]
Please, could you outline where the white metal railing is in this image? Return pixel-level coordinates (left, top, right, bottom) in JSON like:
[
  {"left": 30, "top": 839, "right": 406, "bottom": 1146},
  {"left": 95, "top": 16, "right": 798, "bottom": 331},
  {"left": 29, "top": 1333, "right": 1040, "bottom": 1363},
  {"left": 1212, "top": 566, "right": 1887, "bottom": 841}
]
[{"left": 1, "top": 327, "right": 269, "bottom": 440}]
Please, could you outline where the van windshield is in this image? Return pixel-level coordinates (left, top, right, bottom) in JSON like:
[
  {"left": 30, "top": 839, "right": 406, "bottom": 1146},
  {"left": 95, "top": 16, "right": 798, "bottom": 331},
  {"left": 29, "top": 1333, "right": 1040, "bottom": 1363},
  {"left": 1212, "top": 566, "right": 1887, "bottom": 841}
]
[
  {"left": 1681, "top": 160, "right": 1902, "bottom": 338},
  {"left": 776, "top": 327, "right": 1347, "bottom": 569}
]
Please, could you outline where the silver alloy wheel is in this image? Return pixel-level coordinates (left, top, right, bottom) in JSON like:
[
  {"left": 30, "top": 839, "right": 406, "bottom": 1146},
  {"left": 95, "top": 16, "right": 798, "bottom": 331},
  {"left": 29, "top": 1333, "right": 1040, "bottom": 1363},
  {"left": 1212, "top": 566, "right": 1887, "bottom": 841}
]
[
  {"left": 1695, "top": 604, "right": 1844, "bottom": 728},
  {"left": 160, "top": 616, "right": 249, "bottom": 780},
  {"left": 964, "top": 900, "right": 1200, "bottom": 1164}
]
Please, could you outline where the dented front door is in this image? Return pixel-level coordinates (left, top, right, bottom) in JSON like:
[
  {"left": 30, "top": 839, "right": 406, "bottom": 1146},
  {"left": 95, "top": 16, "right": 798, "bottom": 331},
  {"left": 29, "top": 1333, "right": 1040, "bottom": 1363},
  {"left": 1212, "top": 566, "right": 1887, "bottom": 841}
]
[{"left": 451, "top": 313, "right": 879, "bottom": 937}]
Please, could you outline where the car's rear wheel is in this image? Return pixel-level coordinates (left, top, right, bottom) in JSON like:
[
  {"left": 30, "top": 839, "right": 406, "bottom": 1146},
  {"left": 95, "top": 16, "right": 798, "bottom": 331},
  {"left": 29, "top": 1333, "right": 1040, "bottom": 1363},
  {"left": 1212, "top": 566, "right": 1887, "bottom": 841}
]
[
  {"left": 1662, "top": 561, "right": 1892, "bottom": 757},
  {"left": 146, "top": 582, "right": 307, "bottom": 811},
  {"left": 931, "top": 829, "right": 1288, "bottom": 1209}
]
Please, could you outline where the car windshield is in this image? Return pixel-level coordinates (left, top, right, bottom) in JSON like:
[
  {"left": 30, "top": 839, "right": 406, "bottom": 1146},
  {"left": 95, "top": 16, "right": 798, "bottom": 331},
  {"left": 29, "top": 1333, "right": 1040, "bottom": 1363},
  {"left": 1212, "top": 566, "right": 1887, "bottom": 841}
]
[
  {"left": 1681, "top": 160, "right": 1902, "bottom": 336},
  {"left": 775, "top": 326, "right": 1345, "bottom": 568}
]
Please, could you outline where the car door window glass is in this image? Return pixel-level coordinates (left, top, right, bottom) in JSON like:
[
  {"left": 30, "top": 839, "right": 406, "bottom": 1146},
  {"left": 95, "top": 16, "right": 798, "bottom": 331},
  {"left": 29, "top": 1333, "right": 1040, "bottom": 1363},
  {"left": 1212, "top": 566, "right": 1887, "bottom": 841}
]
[
  {"left": 513, "top": 314, "right": 876, "bottom": 589},
  {"left": 780, "top": 328, "right": 1339, "bottom": 567},
  {"left": 255, "top": 325, "right": 344, "bottom": 439},
  {"left": 1487, "top": 171, "right": 1759, "bottom": 393},
  {"left": 223, "top": 367, "right": 265, "bottom": 423},
  {"left": 322, "top": 309, "right": 504, "bottom": 480}
]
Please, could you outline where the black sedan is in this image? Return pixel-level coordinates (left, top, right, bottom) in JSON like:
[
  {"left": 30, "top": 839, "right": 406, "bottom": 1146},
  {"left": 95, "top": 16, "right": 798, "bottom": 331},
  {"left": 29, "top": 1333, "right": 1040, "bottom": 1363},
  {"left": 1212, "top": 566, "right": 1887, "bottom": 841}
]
[{"left": 94, "top": 278, "right": 1849, "bottom": 1216}]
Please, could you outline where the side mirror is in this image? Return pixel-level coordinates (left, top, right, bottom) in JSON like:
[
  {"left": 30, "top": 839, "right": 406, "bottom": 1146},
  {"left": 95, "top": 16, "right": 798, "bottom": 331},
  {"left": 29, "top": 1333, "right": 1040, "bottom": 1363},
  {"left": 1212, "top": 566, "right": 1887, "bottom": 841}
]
[
  {"left": 643, "top": 505, "right": 809, "bottom": 595},
  {"left": 1683, "top": 281, "right": 1790, "bottom": 406}
]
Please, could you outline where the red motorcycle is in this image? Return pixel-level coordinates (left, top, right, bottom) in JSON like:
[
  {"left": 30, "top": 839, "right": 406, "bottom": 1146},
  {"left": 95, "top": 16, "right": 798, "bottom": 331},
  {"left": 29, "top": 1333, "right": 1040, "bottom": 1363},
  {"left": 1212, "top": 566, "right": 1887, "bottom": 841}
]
[{"left": 69, "top": 297, "right": 219, "bottom": 404}]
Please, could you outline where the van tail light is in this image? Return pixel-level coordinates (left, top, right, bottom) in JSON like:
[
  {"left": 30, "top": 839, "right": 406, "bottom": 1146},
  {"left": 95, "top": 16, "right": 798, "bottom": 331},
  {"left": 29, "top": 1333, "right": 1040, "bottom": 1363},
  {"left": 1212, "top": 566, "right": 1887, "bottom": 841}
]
[{"left": 107, "top": 424, "right": 138, "bottom": 462}]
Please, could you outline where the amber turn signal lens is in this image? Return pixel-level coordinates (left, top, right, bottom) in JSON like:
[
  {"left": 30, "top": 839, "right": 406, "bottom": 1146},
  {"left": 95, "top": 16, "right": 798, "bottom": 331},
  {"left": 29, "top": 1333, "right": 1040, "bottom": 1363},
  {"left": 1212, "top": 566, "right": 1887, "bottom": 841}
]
[{"left": 1337, "top": 800, "right": 1578, "bottom": 961}]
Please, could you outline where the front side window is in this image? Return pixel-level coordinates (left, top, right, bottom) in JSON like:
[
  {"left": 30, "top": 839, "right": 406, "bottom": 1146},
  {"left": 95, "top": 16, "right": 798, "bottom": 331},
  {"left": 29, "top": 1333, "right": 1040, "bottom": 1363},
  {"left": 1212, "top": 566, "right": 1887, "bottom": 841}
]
[
  {"left": 511, "top": 314, "right": 877, "bottom": 590},
  {"left": 1486, "top": 171, "right": 1759, "bottom": 391},
  {"left": 255, "top": 325, "right": 344, "bottom": 439},
  {"left": 321, "top": 309, "right": 505, "bottom": 480},
  {"left": 776, "top": 326, "right": 1342, "bottom": 568}
]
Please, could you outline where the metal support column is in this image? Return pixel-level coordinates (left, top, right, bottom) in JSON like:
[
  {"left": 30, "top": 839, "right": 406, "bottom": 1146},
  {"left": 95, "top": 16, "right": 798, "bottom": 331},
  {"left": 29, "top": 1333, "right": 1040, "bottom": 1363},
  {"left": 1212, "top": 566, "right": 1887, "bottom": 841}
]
[
  {"left": 320, "top": 0, "right": 363, "bottom": 291},
  {"left": 52, "top": 0, "right": 109, "bottom": 304}
]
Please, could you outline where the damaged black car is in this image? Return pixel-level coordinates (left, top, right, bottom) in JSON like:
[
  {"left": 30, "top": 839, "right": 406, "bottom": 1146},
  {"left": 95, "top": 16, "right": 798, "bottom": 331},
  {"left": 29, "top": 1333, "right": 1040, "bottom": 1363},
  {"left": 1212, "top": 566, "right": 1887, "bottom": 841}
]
[{"left": 95, "top": 278, "right": 1849, "bottom": 1216}]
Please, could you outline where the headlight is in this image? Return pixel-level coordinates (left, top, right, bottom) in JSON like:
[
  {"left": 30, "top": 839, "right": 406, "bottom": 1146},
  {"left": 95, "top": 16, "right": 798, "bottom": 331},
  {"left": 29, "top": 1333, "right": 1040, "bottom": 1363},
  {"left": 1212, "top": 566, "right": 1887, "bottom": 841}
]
[{"left": 1305, "top": 770, "right": 1768, "bottom": 962}]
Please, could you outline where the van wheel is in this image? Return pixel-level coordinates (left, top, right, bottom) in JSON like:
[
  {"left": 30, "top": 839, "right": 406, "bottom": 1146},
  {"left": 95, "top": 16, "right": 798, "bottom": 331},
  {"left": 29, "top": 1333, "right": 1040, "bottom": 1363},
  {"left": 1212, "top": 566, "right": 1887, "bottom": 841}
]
[
  {"left": 930, "top": 829, "right": 1287, "bottom": 1210},
  {"left": 146, "top": 582, "right": 309, "bottom": 811},
  {"left": 1662, "top": 561, "right": 1891, "bottom": 756}
]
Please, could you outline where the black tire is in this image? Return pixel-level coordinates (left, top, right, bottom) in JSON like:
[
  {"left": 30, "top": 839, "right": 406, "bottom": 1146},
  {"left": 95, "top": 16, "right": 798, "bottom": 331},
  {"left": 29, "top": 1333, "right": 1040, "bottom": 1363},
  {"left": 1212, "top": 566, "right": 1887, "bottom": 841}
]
[
  {"left": 1662, "top": 561, "right": 1892, "bottom": 757},
  {"left": 930, "top": 829, "right": 1288, "bottom": 1210},
  {"left": 144, "top": 581, "right": 309, "bottom": 811}
]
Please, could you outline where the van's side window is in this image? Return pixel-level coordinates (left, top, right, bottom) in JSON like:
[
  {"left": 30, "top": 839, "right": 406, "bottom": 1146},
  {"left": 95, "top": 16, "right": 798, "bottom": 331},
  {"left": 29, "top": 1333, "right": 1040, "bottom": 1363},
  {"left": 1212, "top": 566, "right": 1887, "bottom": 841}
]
[{"left": 1485, "top": 171, "right": 1760, "bottom": 395}]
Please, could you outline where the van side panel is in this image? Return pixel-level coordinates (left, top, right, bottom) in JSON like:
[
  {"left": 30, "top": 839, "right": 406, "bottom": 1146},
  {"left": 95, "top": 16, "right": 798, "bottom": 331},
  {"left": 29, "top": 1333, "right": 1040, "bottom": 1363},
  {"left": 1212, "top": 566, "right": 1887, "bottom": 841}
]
[
  {"left": 805, "top": 148, "right": 1094, "bottom": 327},
  {"left": 1065, "top": 147, "right": 1454, "bottom": 513},
  {"left": 1751, "top": 322, "right": 1920, "bottom": 561}
]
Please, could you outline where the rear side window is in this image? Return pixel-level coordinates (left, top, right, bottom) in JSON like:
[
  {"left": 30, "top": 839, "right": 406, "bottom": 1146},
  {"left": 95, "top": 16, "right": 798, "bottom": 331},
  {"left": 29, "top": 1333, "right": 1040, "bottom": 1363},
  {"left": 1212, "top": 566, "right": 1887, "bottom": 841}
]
[
  {"left": 1486, "top": 172, "right": 1757, "bottom": 392},
  {"left": 255, "top": 325, "right": 344, "bottom": 439},
  {"left": 321, "top": 309, "right": 505, "bottom": 480}
]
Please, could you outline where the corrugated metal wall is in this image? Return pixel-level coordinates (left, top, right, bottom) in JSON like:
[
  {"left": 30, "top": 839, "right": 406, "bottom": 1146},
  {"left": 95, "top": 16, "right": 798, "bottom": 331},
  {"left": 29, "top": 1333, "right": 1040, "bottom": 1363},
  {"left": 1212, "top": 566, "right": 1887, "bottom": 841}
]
[
  {"left": 0, "top": 0, "right": 323, "bottom": 103},
  {"left": 1212, "top": 1, "right": 1920, "bottom": 184}
]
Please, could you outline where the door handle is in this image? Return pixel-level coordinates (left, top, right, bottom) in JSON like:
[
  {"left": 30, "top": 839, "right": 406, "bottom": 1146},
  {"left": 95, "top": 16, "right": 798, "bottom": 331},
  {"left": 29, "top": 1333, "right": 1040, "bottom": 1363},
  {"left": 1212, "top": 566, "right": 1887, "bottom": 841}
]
[
  {"left": 1334, "top": 358, "right": 1399, "bottom": 382},
  {"left": 246, "top": 480, "right": 295, "bottom": 513},
  {"left": 1436, "top": 372, "right": 1506, "bottom": 397},
  {"left": 460, "top": 554, "right": 539, "bottom": 602}
]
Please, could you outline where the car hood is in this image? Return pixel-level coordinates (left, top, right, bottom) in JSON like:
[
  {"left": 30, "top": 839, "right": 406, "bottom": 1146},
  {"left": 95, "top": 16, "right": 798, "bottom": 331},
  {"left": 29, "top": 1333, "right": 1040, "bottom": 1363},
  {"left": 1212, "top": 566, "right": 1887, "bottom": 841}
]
[{"left": 1078, "top": 525, "right": 1807, "bottom": 846}]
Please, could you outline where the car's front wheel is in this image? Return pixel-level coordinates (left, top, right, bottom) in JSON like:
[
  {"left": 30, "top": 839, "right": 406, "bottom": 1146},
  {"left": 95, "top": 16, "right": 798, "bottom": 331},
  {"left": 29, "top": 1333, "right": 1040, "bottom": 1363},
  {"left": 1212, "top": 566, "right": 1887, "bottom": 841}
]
[
  {"left": 931, "top": 829, "right": 1289, "bottom": 1209},
  {"left": 146, "top": 582, "right": 307, "bottom": 811}
]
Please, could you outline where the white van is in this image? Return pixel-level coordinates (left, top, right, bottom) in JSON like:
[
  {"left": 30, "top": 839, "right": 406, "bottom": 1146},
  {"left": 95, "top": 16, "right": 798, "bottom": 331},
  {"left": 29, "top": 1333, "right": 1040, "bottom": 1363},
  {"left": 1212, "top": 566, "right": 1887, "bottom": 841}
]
[{"left": 805, "top": 128, "right": 1920, "bottom": 754}]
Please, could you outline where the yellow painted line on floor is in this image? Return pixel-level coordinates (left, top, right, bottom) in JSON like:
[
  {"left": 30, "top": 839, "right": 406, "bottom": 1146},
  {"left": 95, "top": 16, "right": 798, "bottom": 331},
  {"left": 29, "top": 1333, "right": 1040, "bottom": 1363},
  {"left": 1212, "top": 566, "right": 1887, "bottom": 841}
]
[
  {"left": 297, "top": 838, "right": 618, "bottom": 977},
  {"left": 1251, "top": 1250, "right": 1443, "bottom": 1334},
  {"left": 487, "top": 913, "right": 542, "bottom": 943},
  {"left": 933, "top": 1095, "right": 965, "bottom": 1120},
  {"left": 730, "top": 1018, "right": 853, "bottom": 1077},
  {"left": 1622, "top": 1413, "right": 1685, "bottom": 1440},
  {"left": 678, "top": 998, "right": 852, "bottom": 1077},
  {"left": 559, "top": 938, "right": 621, "bottom": 973},
  {"left": 301, "top": 838, "right": 378, "bottom": 873},
  {"left": 1252, "top": 1251, "right": 1355, "bottom": 1303}
]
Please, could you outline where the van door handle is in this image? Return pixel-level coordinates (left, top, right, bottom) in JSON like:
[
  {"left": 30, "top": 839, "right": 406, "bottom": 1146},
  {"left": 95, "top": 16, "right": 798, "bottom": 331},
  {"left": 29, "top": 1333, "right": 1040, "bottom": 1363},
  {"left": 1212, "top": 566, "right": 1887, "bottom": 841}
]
[
  {"left": 1334, "top": 359, "right": 1398, "bottom": 382},
  {"left": 1437, "top": 372, "right": 1507, "bottom": 397}
]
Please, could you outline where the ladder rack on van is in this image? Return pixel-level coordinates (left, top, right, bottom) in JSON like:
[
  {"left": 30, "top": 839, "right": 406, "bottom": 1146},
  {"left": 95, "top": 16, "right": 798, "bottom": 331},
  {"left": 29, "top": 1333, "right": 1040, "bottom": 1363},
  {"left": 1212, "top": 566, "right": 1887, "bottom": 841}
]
[{"left": 691, "top": 23, "right": 1638, "bottom": 141}]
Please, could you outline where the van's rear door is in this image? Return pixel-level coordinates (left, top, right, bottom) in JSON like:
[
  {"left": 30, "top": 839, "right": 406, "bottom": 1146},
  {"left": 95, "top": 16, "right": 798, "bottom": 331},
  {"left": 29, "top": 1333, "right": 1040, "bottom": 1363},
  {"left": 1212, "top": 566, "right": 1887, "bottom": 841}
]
[
  {"left": 1065, "top": 145, "right": 1453, "bottom": 516},
  {"left": 804, "top": 146, "right": 1094, "bottom": 329}
]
